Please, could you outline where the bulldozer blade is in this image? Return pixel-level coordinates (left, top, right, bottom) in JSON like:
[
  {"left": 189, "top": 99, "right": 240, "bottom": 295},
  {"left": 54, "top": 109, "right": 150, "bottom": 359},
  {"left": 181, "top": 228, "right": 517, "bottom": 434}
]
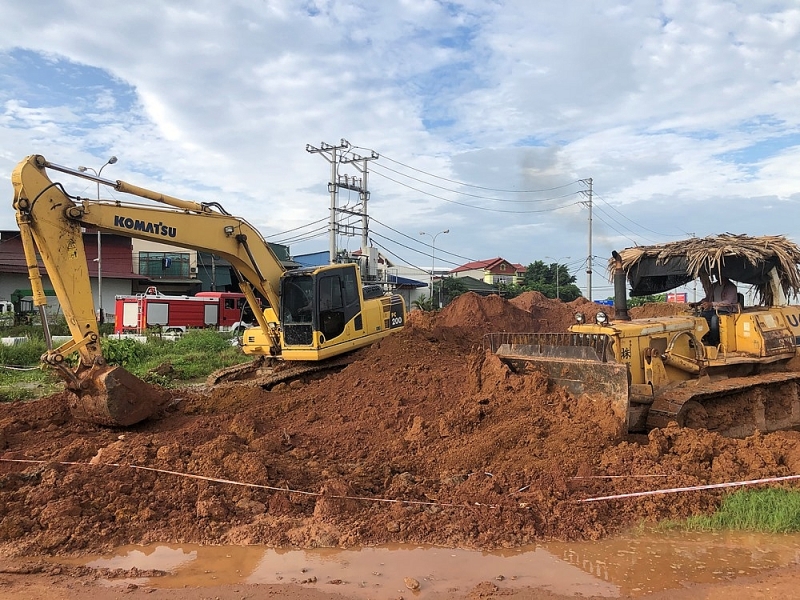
[
  {"left": 496, "top": 343, "right": 631, "bottom": 430},
  {"left": 67, "top": 365, "right": 166, "bottom": 427}
]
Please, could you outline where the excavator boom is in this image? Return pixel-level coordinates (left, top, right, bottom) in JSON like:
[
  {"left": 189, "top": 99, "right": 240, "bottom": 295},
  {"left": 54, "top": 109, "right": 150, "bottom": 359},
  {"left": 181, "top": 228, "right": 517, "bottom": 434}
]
[{"left": 11, "top": 154, "right": 406, "bottom": 427}]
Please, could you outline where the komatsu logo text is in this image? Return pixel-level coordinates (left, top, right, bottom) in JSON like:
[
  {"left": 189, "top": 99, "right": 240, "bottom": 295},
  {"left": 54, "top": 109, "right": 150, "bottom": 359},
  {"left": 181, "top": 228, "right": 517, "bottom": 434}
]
[{"left": 114, "top": 216, "right": 177, "bottom": 238}]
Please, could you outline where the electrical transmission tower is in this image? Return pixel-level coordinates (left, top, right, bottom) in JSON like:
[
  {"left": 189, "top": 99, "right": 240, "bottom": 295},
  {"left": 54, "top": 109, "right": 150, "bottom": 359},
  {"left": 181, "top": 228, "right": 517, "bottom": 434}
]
[{"left": 306, "top": 139, "right": 378, "bottom": 277}]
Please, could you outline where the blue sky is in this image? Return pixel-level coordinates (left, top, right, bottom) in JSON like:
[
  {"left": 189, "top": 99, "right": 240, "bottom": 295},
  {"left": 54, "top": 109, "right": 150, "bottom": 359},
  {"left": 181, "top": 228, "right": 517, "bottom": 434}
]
[{"left": 1, "top": 1, "right": 800, "bottom": 300}]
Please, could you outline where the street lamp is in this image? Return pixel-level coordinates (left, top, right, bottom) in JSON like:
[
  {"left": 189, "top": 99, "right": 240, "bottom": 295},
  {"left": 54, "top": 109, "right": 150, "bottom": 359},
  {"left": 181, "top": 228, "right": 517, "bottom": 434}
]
[
  {"left": 78, "top": 156, "right": 117, "bottom": 323},
  {"left": 545, "top": 256, "right": 571, "bottom": 300},
  {"left": 420, "top": 229, "right": 449, "bottom": 308}
]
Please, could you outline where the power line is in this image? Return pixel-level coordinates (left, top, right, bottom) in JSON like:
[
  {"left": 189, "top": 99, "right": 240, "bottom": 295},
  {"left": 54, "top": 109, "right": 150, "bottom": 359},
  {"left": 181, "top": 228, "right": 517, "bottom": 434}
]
[
  {"left": 271, "top": 225, "right": 330, "bottom": 246},
  {"left": 370, "top": 170, "right": 583, "bottom": 214},
  {"left": 368, "top": 229, "right": 463, "bottom": 267},
  {"left": 352, "top": 147, "right": 582, "bottom": 193},
  {"left": 367, "top": 215, "right": 478, "bottom": 263},
  {"left": 592, "top": 205, "right": 651, "bottom": 245},
  {"left": 269, "top": 217, "right": 329, "bottom": 238},
  {"left": 368, "top": 235, "right": 436, "bottom": 274},
  {"left": 594, "top": 194, "right": 692, "bottom": 238},
  {"left": 370, "top": 162, "right": 582, "bottom": 204}
]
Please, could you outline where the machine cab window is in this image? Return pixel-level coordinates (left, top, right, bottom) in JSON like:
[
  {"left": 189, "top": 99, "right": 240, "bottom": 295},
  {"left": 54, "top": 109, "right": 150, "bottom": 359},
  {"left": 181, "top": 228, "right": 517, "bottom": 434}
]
[{"left": 318, "top": 274, "right": 346, "bottom": 340}]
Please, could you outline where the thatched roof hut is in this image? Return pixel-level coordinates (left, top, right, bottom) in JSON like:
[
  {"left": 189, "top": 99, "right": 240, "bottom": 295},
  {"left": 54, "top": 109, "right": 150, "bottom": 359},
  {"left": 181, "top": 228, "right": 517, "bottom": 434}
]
[{"left": 610, "top": 234, "right": 800, "bottom": 305}]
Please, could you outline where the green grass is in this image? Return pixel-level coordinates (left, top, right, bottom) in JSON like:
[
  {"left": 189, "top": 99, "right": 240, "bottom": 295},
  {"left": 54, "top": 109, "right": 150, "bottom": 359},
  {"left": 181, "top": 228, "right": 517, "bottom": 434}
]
[
  {"left": 673, "top": 488, "right": 800, "bottom": 533},
  {"left": 0, "top": 328, "right": 252, "bottom": 401}
]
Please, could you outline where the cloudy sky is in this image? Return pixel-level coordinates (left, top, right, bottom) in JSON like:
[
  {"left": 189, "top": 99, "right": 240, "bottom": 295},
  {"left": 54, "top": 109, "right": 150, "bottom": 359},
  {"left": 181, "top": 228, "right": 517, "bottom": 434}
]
[{"left": 2, "top": 1, "right": 799, "bottom": 299}]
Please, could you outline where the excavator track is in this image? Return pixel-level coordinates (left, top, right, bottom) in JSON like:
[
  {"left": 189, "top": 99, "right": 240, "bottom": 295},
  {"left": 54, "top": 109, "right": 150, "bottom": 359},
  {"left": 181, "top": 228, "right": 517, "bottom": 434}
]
[
  {"left": 647, "top": 371, "right": 800, "bottom": 437},
  {"left": 207, "top": 354, "right": 357, "bottom": 390}
]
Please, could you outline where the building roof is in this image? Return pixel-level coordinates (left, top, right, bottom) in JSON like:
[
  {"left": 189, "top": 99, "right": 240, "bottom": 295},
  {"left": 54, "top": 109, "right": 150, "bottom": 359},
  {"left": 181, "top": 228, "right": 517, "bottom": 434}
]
[
  {"left": 387, "top": 274, "right": 427, "bottom": 289},
  {"left": 455, "top": 276, "right": 501, "bottom": 294},
  {"left": 450, "top": 257, "right": 524, "bottom": 274}
]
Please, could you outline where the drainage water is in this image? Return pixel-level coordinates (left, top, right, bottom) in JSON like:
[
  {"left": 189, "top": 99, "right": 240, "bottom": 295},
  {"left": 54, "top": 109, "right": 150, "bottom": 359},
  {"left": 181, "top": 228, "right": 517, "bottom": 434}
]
[{"left": 70, "top": 530, "right": 800, "bottom": 597}]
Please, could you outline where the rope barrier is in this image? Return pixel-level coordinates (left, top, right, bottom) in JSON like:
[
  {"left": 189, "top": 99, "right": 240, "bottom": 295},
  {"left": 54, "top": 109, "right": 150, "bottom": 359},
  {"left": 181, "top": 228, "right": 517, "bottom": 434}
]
[
  {"left": 0, "top": 458, "right": 495, "bottom": 509},
  {"left": 2, "top": 458, "right": 798, "bottom": 507},
  {"left": 577, "top": 473, "right": 800, "bottom": 503}
]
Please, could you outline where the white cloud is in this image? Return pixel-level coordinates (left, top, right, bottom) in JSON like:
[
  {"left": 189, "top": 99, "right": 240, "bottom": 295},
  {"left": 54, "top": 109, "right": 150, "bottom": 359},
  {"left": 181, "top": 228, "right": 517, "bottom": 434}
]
[{"left": 0, "top": 1, "right": 799, "bottom": 297}]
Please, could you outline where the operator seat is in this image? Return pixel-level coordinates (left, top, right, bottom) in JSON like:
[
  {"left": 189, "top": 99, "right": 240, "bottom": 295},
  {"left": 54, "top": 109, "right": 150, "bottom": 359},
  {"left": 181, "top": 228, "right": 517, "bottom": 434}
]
[{"left": 707, "top": 296, "right": 743, "bottom": 347}]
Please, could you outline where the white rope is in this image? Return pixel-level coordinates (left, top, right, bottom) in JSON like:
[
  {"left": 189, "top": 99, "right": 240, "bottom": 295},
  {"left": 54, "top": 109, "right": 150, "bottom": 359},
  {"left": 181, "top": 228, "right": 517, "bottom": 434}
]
[
  {"left": 577, "top": 473, "right": 800, "bottom": 503},
  {"left": 0, "top": 458, "right": 496, "bottom": 508},
  {"left": 3, "top": 458, "right": 797, "bottom": 507}
]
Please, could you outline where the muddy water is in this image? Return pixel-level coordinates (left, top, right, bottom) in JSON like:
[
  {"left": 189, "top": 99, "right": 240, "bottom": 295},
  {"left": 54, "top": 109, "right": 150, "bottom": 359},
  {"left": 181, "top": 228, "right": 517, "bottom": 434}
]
[{"left": 73, "top": 530, "right": 800, "bottom": 598}]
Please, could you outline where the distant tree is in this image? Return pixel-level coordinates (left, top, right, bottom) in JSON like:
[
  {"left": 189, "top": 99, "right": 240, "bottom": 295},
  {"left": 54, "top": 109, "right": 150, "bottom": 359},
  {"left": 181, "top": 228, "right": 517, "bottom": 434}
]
[
  {"left": 411, "top": 296, "right": 434, "bottom": 311},
  {"left": 438, "top": 277, "right": 469, "bottom": 306},
  {"left": 627, "top": 294, "right": 667, "bottom": 308},
  {"left": 522, "top": 260, "right": 582, "bottom": 302},
  {"left": 498, "top": 283, "right": 524, "bottom": 299}
]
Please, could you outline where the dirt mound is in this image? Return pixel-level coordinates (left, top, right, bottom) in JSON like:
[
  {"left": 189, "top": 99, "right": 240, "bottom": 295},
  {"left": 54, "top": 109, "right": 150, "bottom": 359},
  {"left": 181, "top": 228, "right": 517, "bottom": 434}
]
[
  {"left": 1, "top": 293, "right": 799, "bottom": 558},
  {"left": 630, "top": 302, "right": 693, "bottom": 319}
]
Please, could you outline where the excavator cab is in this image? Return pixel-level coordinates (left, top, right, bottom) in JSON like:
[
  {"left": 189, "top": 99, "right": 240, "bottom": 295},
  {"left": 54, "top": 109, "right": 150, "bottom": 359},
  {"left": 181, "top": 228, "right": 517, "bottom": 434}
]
[{"left": 260, "top": 262, "right": 404, "bottom": 360}]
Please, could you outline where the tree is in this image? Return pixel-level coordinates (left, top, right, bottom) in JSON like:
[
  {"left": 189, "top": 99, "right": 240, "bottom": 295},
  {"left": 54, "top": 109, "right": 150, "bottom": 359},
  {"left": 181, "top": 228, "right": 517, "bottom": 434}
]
[
  {"left": 626, "top": 293, "right": 667, "bottom": 308},
  {"left": 411, "top": 296, "right": 434, "bottom": 311},
  {"left": 497, "top": 283, "right": 524, "bottom": 299},
  {"left": 522, "top": 260, "right": 582, "bottom": 302},
  {"left": 436, "top": 277, "right": 469, "bottom": 306}
]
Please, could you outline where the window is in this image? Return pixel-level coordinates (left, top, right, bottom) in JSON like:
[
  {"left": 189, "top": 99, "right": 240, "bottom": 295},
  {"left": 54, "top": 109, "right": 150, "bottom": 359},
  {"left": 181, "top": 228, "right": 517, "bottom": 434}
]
[{"left": 138, "top": 252, "right": 190, "bottom": 277}]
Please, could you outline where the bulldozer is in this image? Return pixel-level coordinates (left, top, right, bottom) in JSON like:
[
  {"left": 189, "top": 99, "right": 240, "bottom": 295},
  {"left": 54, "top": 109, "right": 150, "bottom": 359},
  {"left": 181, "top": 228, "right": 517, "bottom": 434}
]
[
  {"left": 488, "top": 234, "right": 800, "bottom": 437},
  {"left": 11, "top": 154, "right": 406, "bottom": 427}
]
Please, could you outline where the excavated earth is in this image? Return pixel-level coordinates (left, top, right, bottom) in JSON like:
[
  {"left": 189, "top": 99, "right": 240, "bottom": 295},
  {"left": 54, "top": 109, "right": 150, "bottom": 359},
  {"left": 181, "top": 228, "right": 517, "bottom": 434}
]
[{"left": 1, "top": 292, "right": 800, "bottom": 596}]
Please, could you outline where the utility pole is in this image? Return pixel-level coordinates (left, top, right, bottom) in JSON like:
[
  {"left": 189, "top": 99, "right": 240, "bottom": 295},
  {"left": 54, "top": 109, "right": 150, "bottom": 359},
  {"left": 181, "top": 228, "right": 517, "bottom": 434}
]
[
  {"left": 579, "top": 178, "right": 593, "bottom": 301},
  {"left": 78, "top": 156, "right": 117, "bottom": 323},
  {"left": 306, "top": 139, "right": 350, "bottom": 263},
  {"left": 340, "top": 149, "right": 379, "bottom": 256}
]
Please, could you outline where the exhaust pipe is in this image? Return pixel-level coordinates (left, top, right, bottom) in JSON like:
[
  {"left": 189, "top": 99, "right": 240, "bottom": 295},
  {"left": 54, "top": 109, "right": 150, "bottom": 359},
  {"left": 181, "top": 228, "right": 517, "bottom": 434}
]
[{"left": 611, "top": 250, "right": 631, "bottom": 321}]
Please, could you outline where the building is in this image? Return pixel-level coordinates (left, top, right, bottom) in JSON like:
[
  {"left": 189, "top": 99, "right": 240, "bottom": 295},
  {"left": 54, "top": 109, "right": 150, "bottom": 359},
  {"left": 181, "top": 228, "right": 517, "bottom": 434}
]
[
  {"left": 0, "top": 231, "right": 296, "bottom": 321},
  {"left": 450, "top": 258, "right": 525, "bottom": 286},
  {"left": 0, "top": 230, "right": 139, "bottom": 321}
]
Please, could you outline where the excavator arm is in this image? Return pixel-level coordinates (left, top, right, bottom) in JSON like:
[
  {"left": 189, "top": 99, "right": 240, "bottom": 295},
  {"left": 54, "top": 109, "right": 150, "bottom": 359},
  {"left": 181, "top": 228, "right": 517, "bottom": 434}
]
[{"left": 11, "top": 154, "right": 289, "bottom": 425}]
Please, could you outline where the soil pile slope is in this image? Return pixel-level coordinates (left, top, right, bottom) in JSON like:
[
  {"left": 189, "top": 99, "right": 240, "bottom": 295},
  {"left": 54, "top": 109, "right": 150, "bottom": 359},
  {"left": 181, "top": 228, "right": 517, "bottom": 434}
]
[{"left": 1, "top": 294, "right": 799, "bottom": 558}]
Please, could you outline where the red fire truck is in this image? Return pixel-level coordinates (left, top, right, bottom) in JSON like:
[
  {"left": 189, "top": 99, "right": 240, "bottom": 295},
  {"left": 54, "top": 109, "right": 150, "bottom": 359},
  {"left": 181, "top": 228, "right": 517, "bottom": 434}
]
[{"left": 113, "top": 287, "right": 254, "bottom": 334}]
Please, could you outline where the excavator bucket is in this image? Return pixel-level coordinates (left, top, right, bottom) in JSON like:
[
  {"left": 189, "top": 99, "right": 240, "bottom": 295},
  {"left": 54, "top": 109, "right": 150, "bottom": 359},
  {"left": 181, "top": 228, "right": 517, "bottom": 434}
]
[
  {"left": 66, "top": 365, "right": 167, "bottom": 427},
  {"left": 486, "top": 333, "right": 631, "bottom": 430}
]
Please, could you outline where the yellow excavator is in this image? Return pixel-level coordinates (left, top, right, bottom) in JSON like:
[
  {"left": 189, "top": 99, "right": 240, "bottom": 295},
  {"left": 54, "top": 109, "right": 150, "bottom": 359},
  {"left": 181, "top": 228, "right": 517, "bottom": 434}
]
[
  {"left": 488, "top": 234, "right": 800, "bottom": 437},
  {"left": 11, "top": 154, "right": 406, "bottom": 427}
]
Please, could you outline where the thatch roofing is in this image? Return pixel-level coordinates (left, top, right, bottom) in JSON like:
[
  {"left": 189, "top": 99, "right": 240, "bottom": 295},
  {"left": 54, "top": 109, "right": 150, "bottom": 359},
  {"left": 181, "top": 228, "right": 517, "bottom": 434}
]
[{"left": 610, "top": 234, "right": 800, "bottom": 304}]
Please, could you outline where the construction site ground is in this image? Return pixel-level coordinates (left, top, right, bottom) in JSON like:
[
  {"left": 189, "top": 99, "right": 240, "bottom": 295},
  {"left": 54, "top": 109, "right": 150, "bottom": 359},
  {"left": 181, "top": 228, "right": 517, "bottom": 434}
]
[{"left": 1, "top": 292, "right": 800, "bottom": 599}]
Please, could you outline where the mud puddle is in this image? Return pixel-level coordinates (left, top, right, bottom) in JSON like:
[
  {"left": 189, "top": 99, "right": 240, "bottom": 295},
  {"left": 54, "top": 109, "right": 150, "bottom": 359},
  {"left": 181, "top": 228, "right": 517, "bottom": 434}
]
[{"left": 62, "top": 530, "right": 800, "bottom": 597}]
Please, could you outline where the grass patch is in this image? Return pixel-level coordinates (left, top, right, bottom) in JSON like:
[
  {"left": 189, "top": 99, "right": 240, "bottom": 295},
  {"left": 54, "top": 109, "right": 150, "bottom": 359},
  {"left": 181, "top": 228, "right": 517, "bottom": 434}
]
[
  {"left": 134, "top": 331, "right": 250, "bottom": 384},
  {"left": 679, "top": 488, "right": 800, "bottom": 533},
  {"left": 0, "top": 329, "right": 252, "bottom": 402}
]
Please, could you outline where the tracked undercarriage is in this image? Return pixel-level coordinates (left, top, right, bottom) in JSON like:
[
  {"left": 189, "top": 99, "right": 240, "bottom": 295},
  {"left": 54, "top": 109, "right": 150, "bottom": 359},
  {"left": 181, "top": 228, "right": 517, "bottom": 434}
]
[
  {"left": 489, "top": 331, "right": 800, "bottom": 438},
  {"left": 207, "top": 353, "right": 359, "bottom": 390},
  {"left": 645, "top": 371, "right": 800, "bottom": 437}
]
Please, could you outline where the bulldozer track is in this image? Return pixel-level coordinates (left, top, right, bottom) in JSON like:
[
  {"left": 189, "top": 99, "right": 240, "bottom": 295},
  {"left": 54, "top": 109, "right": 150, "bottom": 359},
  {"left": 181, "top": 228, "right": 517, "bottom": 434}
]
[{"left": 646, "top": 371, "right": 800, "bottom": 436}]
